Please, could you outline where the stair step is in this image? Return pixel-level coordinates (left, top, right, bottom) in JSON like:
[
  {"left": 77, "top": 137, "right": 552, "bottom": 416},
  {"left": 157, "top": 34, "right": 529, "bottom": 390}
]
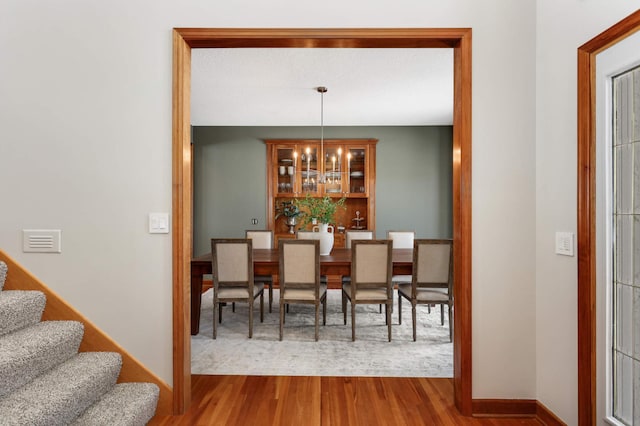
[
  {"left": 0, "top": 261, "right": 7, "bottom": 291},
  {"left": 0, "top": 352, "right": 123, "bottom": 426},
  {"left": 71, "top": 382, "right": 160, "bottom": 426},
  {"left": 0, "top": 290, "right": 46, "bottom": 336},
  {"left": 0, "top": 320, "right": 84, "bottom": 398}
]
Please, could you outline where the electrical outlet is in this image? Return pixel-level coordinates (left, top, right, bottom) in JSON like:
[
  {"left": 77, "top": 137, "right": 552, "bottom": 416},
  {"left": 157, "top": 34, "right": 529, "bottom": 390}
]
[{"left": 251, "top": 218, "right": 258, "bottom": 225}]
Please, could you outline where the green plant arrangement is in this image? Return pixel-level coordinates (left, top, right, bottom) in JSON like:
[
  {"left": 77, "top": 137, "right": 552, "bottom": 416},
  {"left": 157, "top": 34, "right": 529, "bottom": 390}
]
[
  {"left": 275, "top": 200, "right": 303, "bottom": 220},
  {"left": 295, "top": 194, "right": 346, "bottom": 227}
]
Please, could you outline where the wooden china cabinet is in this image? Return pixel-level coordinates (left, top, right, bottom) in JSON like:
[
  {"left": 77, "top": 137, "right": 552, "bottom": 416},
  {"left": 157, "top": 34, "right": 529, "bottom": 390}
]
[{"left": 265, "top": 139, "right": 377, "bottom": 250}]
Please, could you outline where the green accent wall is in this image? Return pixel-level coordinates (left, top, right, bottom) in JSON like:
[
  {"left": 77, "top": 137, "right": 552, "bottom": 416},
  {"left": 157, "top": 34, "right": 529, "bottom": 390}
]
[{"left": 192, "top": 126, "right": 452, "bottom": 256}]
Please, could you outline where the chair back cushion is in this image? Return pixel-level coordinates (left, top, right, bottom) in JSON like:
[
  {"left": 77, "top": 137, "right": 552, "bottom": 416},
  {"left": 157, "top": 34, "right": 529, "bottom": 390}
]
[
  {"left": 345, "top": 230, "right": 373, "bottom": 248},
  {"left": 279, "top": 240, "right": 319, "bottom": 287},
  {"left": 296, "top": 230, "right": 319, "bottom": 240},
  {"left": 387, "top": 231, "right": 415, "bottom": 249},
  {"left": 211, "top": 239, "right": 251, "bottom": 283},
  {"left": 352, "top": 240, "right": 392, "bottom": 286},
  {"left": 414, "top": 240, "right": 453, "bottom": 294},
  {"left": 246, "top": 230, "right": 273, "bottom": 249}
]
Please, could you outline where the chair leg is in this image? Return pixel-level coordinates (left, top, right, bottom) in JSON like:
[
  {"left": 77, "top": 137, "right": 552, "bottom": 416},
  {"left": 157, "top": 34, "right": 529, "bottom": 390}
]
[
  {"left": 269, "top": 283, "right": 273, "bottom": 313},
  {"left": 322, "top": 296, "right": 327, "bottom": 326},
  {"left": 440, "top": 303, "right": 445, "bottom": 325},
  {"left": 213, "top": 298, "right": 218, "bottom": 339},
  {"left": 248, "top": 299, "right": 253, "bottom": 338},
  {"left": 260, "top": 292, "right": 264, "bottom": 323},
  {"left": 232, "top": 302, "right": 235, "bottom": 313},
  {"left": 315, "top": 304, "right": 319, "bottom": 342},
  {"left": 218, "top": 303, "right": 223, "bottom": 324},
  {"left": 342, "top": 291, "right": 347, "bottom": 325},
  {"left": 412, "top": 304, "right": 417, "bottom": 342},
  {"left": 351, "top": 303, "right": 356, "bottom": 341},
  {"left": 387, "top": 302, "right": 392, "bottom": 342},
  {"left": 379, "top": 304, "right": 382, "bottom": 313},
  {"left": 279, "top": 297, "right": 284, "bottom": 341},
  {"left": 448, "top": 303, "right": 453, "bottom": 343},
  {"left": 398, "top": 293, "right": 402, "bottom": 325}
]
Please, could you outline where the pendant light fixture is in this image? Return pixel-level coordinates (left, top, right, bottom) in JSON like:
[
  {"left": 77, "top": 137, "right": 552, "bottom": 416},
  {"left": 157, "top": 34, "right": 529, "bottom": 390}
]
[{"left": 317, "top": 86, "right": 327, "bottom": 184}]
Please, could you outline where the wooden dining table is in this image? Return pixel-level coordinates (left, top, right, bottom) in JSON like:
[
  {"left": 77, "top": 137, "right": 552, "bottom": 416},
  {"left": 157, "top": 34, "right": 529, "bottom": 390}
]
[{"left": 190, "top": 248, "right": 413, "bottom": 335}]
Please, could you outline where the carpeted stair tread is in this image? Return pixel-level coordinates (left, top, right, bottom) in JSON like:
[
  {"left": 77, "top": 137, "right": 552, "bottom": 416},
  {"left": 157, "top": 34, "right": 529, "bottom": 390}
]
[
  {"left": 71, "top": 382, "right": 160, "bottom": 426},
  {"left": 0, "top": 290, "right": 46, "bottom": 336},
  {"left": 0, "top": 320, "right": 84, "bottom": 398},
  {"left": 0, "top": 261, "right": 7, "bottom": 291},
  {"left": 0, "top": 351, "right": 123, "bottom": 426}
]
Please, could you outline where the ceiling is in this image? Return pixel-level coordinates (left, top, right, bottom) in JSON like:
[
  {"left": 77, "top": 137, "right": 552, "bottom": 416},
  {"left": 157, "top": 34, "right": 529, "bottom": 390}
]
[{"left": 190, "top": 48, "right": 454, "bottom": 127}]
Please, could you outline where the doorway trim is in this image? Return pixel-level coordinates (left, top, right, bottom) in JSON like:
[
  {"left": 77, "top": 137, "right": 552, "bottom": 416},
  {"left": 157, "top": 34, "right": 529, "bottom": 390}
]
[
  {"left": 172, "top": 28, "right": 473, "bottom": 415},
  {"left": 577, "top": 10, "right": 640, "bottom": 426}
]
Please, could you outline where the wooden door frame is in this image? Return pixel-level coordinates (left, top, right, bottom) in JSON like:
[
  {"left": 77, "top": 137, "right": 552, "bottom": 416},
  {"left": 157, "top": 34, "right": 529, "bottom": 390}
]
[
  {"left": 172, "top": 28, "right": 473, "bottom": 415},
  {"left": 577, "top": 10, "right": 640, "bottom": 426}
]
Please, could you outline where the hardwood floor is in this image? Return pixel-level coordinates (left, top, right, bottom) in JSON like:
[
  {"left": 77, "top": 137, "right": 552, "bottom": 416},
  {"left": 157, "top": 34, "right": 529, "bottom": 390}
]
[{"left": 150, "top": 376, "right": 543, "bottom": 425}]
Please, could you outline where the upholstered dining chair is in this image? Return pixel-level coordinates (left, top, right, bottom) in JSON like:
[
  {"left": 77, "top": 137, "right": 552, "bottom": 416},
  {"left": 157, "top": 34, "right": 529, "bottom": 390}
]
[
  {"left": 210, "top": 239, "right": 264, "bottom": 339},
  {"left": 387, "top": 230, "right": 415, "bottom": 286},
  {"left": 397, "top": 239, "right": 453, "bottom": 342},
  {"left": 246, "top": 230, "right": 274, "bottom": 312},
  {"left": 296, "top": 230, "right": 328, "bottom": 285},
  {"left": 341, "top": 230, "right": 374, "bottom": 311},
  {"left": 342, "top": 240, "right": 393, "bottom": 342},
  {"left": 278, "top": 239, "right": 327, "bottom": 341}
]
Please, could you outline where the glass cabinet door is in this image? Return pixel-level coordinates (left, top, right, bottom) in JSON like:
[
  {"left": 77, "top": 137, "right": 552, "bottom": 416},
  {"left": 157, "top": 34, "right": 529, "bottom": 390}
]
[
  {"left": 323, "top": 146, "right": 345, "bottom": 195},
  {"left": 346, "top": 147, "right": 367, "bottom": 195},
  {"left": 275, "top": 147, "right": 297, "bottom": 195},
  {"left": 300, "top": 144, "right": 320, "bottom": 195}
]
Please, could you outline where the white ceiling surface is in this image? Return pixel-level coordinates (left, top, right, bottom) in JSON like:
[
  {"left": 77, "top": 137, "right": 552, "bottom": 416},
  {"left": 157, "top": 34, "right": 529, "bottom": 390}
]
[{"left": 191, "top": 48, "right": 454, "bottom": 127}]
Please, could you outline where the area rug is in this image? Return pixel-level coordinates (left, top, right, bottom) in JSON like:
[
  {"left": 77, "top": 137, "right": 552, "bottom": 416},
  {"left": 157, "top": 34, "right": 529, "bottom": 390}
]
[{"left": 191, "top": 288, "right": 453, "bottom": 377}]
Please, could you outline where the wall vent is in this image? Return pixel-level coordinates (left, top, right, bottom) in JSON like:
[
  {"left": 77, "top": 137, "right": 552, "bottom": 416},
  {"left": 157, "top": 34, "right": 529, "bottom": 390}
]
[{"left": 23, "top": 229, "right": 62, "bottom": 253}]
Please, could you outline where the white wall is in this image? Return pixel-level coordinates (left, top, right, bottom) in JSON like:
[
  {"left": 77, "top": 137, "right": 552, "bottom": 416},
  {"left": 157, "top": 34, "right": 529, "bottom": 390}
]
[
  {"left": 0, "top": 0, "right": 537, "bottom": 403},
  {"left": 535, "top": 2, "right": 640, "bottom": 425}
]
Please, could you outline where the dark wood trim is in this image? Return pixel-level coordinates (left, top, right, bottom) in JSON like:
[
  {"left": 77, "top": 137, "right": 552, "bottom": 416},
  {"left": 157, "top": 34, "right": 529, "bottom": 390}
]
[
  {"left": 576, "top": 10, "right": 640, "bottom": 426},
  {"left": 172, "top": 27, "right": 473, "bottom": 415},
  {"left": 171, "top": 29, "right": 192, "bottom": 414},
  {"left": 452, "top": 28, "right": 473, "bottom": 415},
  {"left": 537, "top": 401, "right": 568, "bottom": 426},
  {"left": 472, "top": 399, "right": 537, "bottom": 417}
]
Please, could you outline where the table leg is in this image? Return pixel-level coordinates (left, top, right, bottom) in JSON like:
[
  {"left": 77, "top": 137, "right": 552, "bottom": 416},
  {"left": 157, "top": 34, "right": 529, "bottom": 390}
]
[{"left": 191, "top": 271, "right": 203, "bottom": 335}]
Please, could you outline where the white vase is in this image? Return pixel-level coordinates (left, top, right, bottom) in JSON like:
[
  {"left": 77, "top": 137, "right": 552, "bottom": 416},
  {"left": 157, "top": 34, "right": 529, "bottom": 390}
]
[{"left": 312, "top": 223, "right": 334, "bottom": 255}]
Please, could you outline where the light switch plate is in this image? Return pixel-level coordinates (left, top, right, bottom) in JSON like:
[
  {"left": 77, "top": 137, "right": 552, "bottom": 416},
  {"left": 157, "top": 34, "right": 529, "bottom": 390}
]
[
  {"left": 555, "top": 231, "right": 574, "bottom": 256},
  {"left": 149, "top": 213, "right": 170, "bottom": 234}
]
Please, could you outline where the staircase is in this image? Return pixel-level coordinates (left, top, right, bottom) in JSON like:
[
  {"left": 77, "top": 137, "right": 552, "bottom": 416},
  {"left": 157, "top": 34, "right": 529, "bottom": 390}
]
[{"left": 0, "top": 260, "right": 159, "bottom": 425}]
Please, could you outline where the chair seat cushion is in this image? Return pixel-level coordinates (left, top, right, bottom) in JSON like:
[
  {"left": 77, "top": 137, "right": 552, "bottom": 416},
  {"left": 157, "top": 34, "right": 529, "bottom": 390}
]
[
  {"left": 392, "top": 274, "right": 412, "bottom": 284},
  {"left": 398, "top": 284, "right": 448, "bottom": 302},
  {"left": 217, "top": 284, "right": 264, "bottom": 299},
  {"left": 282, "top": 284, "right": 327, "bottom": 301},
  {"left": 342, "top": 284, "right": 388, "bottom": 301}
]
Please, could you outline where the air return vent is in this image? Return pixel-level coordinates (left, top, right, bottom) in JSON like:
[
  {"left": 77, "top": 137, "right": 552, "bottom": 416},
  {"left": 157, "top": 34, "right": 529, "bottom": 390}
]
[{"left": 23, "top": 229, "right": 62, "bottom": 253}]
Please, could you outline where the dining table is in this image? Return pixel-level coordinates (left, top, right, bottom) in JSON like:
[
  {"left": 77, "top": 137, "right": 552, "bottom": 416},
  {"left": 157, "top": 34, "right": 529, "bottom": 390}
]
[{"left": 190, "top": 248, "right": 414, "bottom": 335}]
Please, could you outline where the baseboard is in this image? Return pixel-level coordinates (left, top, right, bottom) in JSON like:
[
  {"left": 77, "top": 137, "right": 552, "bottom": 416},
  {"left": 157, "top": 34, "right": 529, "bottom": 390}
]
[
  {"left": 472, "top": 398, "right": 566, "bottom": 425},
  {"left": 536, "top": 401, "right": 567, "bottom": 426},
  {"left": 0, "top": 250, "right": 173, "bottom": 416},
  {"left": 472, "top": 399, "right": 537, "bottom": 417}
]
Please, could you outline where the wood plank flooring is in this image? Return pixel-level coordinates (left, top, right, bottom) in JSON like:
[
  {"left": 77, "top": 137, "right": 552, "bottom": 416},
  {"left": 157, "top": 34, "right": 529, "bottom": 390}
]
[{"left": 150, "top": 376, "right": 543, "bottom": 426}]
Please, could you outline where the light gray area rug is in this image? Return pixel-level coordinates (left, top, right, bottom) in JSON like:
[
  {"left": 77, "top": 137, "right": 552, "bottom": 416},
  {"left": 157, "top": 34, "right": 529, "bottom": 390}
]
[{"left": 192, "top": 288, "right": 453, "bottom": 377}]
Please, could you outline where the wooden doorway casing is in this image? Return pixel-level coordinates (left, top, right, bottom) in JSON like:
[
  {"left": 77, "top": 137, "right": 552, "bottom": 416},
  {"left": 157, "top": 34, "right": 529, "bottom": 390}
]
[
  {"left": 577, "top": 10, "right": 640, "bottom": 426},
  {"left": 172, "top": 28, "right": 472, "bottom": 415}
]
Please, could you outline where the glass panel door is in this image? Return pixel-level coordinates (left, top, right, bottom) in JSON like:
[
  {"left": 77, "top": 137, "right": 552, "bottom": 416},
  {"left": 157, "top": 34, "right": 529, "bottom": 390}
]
[
  {"left": 347, "top": 147, "right": 366, "bottom": 194},
  {"left": 300, "top": 144, "right": 319, "bottom": 195},
  {"left": 612, "top": 65, "right": 640, "bottom": 426},
  {"left": 323, "top": 146, "right": 344, "bottom": 195},
  {"left": 275, "top": 147, "right": 296, "bottom": 195}
]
